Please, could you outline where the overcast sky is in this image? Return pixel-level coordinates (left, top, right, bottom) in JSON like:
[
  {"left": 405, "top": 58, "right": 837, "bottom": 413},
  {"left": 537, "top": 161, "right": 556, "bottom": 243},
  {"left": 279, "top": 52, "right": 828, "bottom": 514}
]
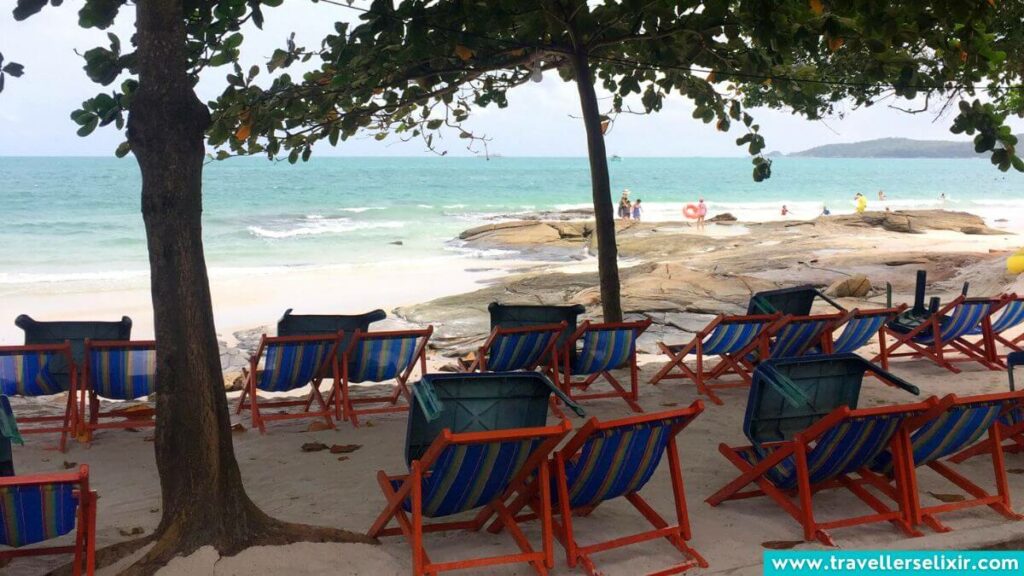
[{"left": 2, "top": 2, "right": 1020, "bottom": 158}]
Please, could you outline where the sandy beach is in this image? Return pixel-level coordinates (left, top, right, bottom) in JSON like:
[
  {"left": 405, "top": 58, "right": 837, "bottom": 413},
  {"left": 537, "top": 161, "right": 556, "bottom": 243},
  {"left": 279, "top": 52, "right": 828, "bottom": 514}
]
[{"left": 4, "top": 209, "right": 1024, "bottom": 575}]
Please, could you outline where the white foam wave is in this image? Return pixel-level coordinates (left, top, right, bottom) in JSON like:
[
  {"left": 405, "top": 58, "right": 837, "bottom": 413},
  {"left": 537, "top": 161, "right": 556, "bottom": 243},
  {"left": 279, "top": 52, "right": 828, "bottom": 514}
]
[
  {"left": 248, "top": 215, "right": 404, "bottom": 239},
  {"left": 338, "top": 206, "right": 386, "bottom": 213}
]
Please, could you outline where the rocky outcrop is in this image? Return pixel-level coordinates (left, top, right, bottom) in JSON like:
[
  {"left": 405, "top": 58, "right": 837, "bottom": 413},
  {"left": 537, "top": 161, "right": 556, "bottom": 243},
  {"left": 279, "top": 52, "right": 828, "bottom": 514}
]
[{"left": 828, "top": 210, "right": 1005, "bottom": 235}]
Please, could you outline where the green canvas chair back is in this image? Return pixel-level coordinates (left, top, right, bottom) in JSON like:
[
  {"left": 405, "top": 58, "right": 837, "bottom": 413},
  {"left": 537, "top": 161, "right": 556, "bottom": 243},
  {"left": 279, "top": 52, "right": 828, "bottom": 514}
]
[
  {"left": 747, "top": 286, "right": 824, "bottom": 316},
  {"left": 406, "top": 372, "right": 582, "bottom": 465},
  {"left": 276, "top": 308, "right": 386, "bottom": 359},
  {"left": 15, "top": 314, "right": 132, "bottom": 390},
  {"left": 743, "top": 354, "right": 919, "bottom": 448}
]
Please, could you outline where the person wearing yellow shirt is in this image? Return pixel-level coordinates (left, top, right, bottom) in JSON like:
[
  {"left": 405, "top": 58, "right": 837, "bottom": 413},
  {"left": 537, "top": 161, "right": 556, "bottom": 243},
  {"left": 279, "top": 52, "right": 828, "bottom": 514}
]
[{"left": 854, "top": 192, "right": 868, "bottom": 214}]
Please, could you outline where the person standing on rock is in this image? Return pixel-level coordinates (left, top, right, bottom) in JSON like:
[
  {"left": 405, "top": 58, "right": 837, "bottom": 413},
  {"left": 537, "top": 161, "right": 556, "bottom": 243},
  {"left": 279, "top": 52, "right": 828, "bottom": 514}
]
[
  {"left": 618, "top": 189, "right": 632, "bottom": 220},
  {"left": 697, "top": 198, "right": 707, "bottom": 231},
  {"left": 632, "top": 199, "right": 643, "bottom": 221}
]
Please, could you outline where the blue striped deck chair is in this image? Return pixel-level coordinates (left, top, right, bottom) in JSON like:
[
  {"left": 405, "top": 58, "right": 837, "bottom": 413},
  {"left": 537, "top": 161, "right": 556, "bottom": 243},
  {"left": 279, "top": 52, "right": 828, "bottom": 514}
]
[
  {"left": 650, "top": 313, "right": 780, "bottom": 405},
  {"left": 861, "top": 391, "right": 1024, "bottom": 533},
  {"left": 951, "top": 352, "right": 1024, "bottom": 463},
  {"left": 707, "top": 360, "right": 931, "bottom": 545},
  {"left": 459, "top": 322, "right": 565, "bottom": 374},
  {"left": 368, "top": 420, "right": 571, "bottom": 576},
  {"left": 332, "top": 327, "right": 432, "bottom": 427},
  {"left": 764, "top": 313, "right": 846, "bottom": 359},
  {"left": 15, "top": 315, "right": 132, "bottom": 393},
  {"left": 559, "top": 319, "right": 651, "bottom": 413},
  {"left": 503, "top": 403, "right": 707, "bottom": 575},
  {"left": 876, "top": 295, "right": 998, "bottom": 373},
  {"left": 820, "top": 307, "right": 903, "bottom": 355},
  {"left": 82, "top": 340, "right": 157, "bottom": 439},
  {"left": 958, "top": 295, "right": 1024, "bottom": 366},
  {"left": 236, "top": 333, "right": 340, "bottom": 434},
  {"left": 0, "top": 464, "right": 96, "bottom": 575},
  {"left": 0, "top": 344, "right": 76, "bottom": 452}
]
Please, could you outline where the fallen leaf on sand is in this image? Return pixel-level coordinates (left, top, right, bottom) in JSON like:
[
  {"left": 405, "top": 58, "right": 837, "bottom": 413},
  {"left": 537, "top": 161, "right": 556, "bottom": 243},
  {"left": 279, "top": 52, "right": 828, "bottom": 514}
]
[
  {"left": 63, "top": 461, "right": 77, "bottom": 469},
  {"left": 306, "top": 421, "right": 332, "bottom": 432},
  {"left": 338, "top": 456, "right": 350, "bottom": 462},
  {"left": 928, "top": 492, "right": 966, "bottom": 503},
  {"left": 330, "top": 444, "right": 362, "bottom": 454},
  {"left": 149, "top": 508, "right": 160, "bottom": 513},
  {"left": 365, "top": 421, "right": 375, "bottom": 427},
  {"left": 143, "top": 435, "right": 155, "bottom": 442},
  {"left": 302, "top": 442, "right": 329, "bottom": 452},
  {"left": 231, "top": 423, "right": 247, "bottom": 433},
  {"left": 118, "top": 527, "right": 145, "bottom": 537},
  {"left": 1007, "top": 469, "right": 1024, "bottom": 475},
  {"left": 762, "top": 541, "right": 804, "bottom": 550},
  {"left": 660, "top": 402, "right": 679, "bottom": 407}
]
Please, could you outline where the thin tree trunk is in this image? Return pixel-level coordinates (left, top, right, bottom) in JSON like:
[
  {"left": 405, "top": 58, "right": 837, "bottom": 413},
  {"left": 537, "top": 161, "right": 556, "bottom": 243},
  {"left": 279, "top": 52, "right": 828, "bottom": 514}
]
[{"left": 572, "top": 50, "right": 623, "bottom": 322}]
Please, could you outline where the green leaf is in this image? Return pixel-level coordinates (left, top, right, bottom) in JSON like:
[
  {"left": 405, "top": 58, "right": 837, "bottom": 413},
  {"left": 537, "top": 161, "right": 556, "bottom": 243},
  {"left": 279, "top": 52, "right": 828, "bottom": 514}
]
[
  {"left": 114, "top": 141, "right": 131, "bottom": 158},
  {"left": 76, "top": 116, "right": 99, "bottom": 137}
]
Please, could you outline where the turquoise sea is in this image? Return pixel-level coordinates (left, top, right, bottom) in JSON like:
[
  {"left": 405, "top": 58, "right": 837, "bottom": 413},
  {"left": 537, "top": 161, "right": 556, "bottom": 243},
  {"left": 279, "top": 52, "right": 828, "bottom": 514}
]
[{"left": 1, "top": 156, "right": 1021, "bottom": 287}]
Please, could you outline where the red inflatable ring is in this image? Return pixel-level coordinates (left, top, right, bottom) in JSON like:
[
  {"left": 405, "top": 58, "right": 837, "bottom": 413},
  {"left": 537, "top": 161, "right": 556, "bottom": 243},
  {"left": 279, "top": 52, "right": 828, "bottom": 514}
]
[{"left": 683, "top": 204, "right": 700, "bottom": 220}]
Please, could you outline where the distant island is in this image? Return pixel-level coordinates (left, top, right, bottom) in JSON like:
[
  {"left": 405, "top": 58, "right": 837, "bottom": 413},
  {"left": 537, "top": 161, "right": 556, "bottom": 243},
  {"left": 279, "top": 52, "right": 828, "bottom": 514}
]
[{"left": 785, "top": 135, "right": 1023, "bottom": 159}]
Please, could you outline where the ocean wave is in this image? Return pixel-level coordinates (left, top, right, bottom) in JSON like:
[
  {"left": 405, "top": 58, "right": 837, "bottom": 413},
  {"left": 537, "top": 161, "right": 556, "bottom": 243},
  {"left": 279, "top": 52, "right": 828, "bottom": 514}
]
[
  {"left": 248, "top": 215, "right": 404, "bottom": 239},
  {"left": 338, "top": 206, "right": 386, "bottom": 213}
]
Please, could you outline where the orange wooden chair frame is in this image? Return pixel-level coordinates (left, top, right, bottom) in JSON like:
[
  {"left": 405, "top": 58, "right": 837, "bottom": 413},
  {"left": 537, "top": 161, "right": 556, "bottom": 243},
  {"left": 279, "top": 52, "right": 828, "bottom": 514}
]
[
  {"left": 649, "top": 313, "right": 781, "bottom": 406},
  {"left": 367, "top": 421, "right": 572, "bottom": 576},
  {"left": 458, "top": 322, "right": 565, "bottom": 373},
  {"left": 875, "top": 295, "right": 1000, "bottom": 373},
  {"left": 558, "top": 319, "right": 652, "bottom": 413},
  {"left": 0, "top": 343, "right": 78, "bottom": 453},
  {"left": 329, "top": 327, "right": 432, "bottom": 427},
  {"left": 80, "top": 340, "right": 157, "bottom": 440},
  {"left": 860, "top": 392, "right": 1024, "bottom": 533},
  {"left": 956, "top": 294, "right": 1024, "bottom": 367},
  {"left": 0, "top": 465, "right": 97, "bottom": 576},
  {"left": 500, "top": 404, "right": 708, "bottom": 576},
  {"left": 236, "top": 333, "right": 340, "bottom": 434},
  {"left": 706, "top": 401, "right": 931, "bottom": 546}
]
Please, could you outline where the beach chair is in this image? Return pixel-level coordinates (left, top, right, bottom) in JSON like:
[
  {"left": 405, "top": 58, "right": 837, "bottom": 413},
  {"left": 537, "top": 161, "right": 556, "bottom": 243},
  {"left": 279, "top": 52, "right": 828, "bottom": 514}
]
[
  {"left": 368, "top": 378, "right": 571, "bottom": 576},
  {"left": 949, "top": 352, "right": 1024, "bottom": 463},
  {"left": 16, "top": 315, "right": 132, "bottom": 392},
  {"left": 821, "top": 306, "right": 904, "bottom": 355},
  {"left": 698, "top": 313, "right": 844, "bottom": 403},
  {"left": 959, "top": 294, "right": 1024, "bottom": 366},
  {"left": 459, "top": 322, "right": 565, "bottom": 374},
  {"left": 405, "top": 372, "right": 583, "bottom": 465},
  {"left": 0, "top": 344, "right": 77, "bottom": 452},
  {"left": 875, "top": 295, "right": 998, "bottom": 373},
  {"left": 502, "top": 404, "right": 707, "bottom": 576},
  {"left": 331, "top": 328, "right": 432, "bottom": 426},
  {"left": 236, "top": 333, "right": 339, "bottom": 433},
  {"left": 862, "top": 391, "right": 1024, "bottom": 533},
  {"left": 706, "top": 356, "right": 928, "bottom": 545},
  {"left": 649, "top": 313, "right": 780, "bottom": 405},
  {"left": 80, "top": 340, "right": 157, "bottom": 439},
  {"left": 487, "top": 303, "right": 585, "bottom": 354},
  {"left": 558, "top": 319, "right": 651, "bottom": 413},
  {"left": 0, "top": 464, "right": 97, "bottom": 575}
]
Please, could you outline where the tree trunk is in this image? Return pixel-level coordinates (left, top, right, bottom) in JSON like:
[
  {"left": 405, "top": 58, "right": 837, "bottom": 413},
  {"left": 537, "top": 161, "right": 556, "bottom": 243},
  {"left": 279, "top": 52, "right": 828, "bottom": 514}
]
[
  {"left": 572, "top": 50, "right": 623, "bottom": 322},
  {"left": 127, "top": 0, "right": 275, "bottom": 564}
]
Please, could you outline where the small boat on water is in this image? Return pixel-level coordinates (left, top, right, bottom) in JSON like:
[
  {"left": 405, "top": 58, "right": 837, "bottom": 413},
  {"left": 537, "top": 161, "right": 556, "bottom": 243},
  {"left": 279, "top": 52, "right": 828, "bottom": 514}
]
[{"left": 610, "top": 155, "right": 622, "bottom": 162}]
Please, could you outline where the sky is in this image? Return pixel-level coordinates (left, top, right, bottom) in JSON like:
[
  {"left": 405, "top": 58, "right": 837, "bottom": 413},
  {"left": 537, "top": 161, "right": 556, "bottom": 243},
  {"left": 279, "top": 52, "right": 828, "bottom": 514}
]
[{"left": 1, "top": 2, "right": 1020, "bottom": 158}]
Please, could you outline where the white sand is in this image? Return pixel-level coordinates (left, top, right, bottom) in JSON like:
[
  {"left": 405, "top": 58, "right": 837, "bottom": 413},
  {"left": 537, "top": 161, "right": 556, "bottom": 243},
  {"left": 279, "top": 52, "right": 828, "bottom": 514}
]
[
  {"left": 5, "top": 337, "right": 1024, "bottom": 575},
  {"left": 0, "top": 255, "right": 552, "bottom": 344}
]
